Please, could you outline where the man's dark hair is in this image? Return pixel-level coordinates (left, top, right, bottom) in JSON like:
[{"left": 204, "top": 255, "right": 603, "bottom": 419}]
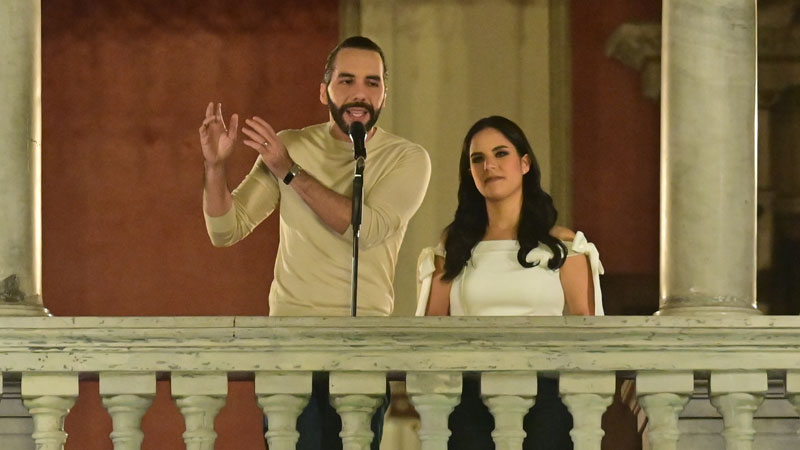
[{"left": 323, "top": 36, "right": 387, "bottom": 85}]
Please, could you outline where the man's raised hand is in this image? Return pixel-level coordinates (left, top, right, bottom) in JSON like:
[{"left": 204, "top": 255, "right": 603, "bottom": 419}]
[{"left": 199, "top": 102, "right": 239, "bottom": 167}]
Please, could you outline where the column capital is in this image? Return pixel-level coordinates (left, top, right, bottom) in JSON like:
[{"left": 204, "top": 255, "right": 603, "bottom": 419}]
[{"left": 607, "top": 20, "right": 800, "bottom": 104}]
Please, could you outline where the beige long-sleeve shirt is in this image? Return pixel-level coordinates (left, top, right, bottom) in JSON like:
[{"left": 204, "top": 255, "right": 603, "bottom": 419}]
[{"left": 205, "top": 123, "right": 431, "bottom": 316}]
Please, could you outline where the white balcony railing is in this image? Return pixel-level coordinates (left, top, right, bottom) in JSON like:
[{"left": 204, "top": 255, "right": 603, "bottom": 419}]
[{"left": 1, "top": 316, "right": 800, "bottom": 450}]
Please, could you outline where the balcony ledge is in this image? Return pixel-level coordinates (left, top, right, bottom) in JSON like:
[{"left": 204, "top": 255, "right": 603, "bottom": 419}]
[{"left": 0, "top": 316, "right": 798, "bottom": 375}]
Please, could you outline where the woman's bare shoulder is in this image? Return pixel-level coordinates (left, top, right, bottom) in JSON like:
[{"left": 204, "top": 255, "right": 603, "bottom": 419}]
[{"left": 549, "top": 225, "right": 576, "bottom": 241}]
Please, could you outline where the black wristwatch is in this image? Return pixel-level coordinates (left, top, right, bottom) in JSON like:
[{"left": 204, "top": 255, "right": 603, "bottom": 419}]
[{"left": 283, "top": 163, "right": 303, "bottom": 185}]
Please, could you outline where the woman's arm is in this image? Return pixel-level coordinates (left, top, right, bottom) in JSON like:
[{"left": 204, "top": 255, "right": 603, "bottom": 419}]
[
  {"left": 425, "top": 255, "right": 452, "bottom": 316},
  {"left": 560, "top": 254, "right": 595, "bottom": 315},
  {"left": 551, "top": 226, "right": 594, "bottom": 316}
]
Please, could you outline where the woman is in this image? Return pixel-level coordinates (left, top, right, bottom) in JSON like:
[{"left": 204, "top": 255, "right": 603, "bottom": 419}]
[{"left": 416, "top": 116, "right": 604, "bottom": 450}]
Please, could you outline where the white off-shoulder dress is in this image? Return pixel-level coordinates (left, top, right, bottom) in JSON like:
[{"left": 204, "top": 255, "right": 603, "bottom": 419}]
[{"left": 415, "top": 231, "right": 605, "bottom": 316}]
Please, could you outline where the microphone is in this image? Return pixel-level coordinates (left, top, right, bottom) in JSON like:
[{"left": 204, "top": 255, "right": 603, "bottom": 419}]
[
  {"left": 349, "top": 121, "right": 367, "bottom": 160},
  {"left": 348, "top": 121, "right": 367, "bottom": 317}
]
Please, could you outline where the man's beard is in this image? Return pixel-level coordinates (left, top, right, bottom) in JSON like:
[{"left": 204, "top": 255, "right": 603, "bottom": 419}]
[{"left": 327, "top": 91, "right": 382, "bottom": 136}]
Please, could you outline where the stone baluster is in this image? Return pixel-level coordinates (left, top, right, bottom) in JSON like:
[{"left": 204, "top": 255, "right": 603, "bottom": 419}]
[
  {"left": 329, "top": 372, "right": 385, "bottom": 450},
  {"left": 481, "top": 372, "right": 537, "bottom": 450},
  {"left": 787, "top": 371, "right": 800, "bottom": 439},
  {"left": 636, "top": 371, "right": 693, "bottom": 450},
  {"left": 709, "top": 371, "right": 767, "bottom": 450},
  {"left": 406, "top": 371, "right": 462, "bottom": 450},
  {"left": 255, "top": 372, "right": 311, "bottom": 450},
  {"left": 559, "top": 372, "right": 615, "bottom": 450},
  {"left": 21, "top": 373, "right": 78, "bottom": 450},
  {"left": 171, "top": 372, "right": 227, "bottom": 450},
  {"left": 99, "top": 372, "right": 155, "bottom": 450}
]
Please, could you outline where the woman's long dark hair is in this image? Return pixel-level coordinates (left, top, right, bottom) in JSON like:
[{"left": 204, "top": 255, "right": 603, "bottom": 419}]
[{"left": 442, "top": 116, "right": 567, "bottom": 281}]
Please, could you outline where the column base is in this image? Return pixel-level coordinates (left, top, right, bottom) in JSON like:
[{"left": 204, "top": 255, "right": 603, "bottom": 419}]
[
  {"left": 0, "top": 296, "right": 50, "bottom": 317},
  {"left": 657, "top": 296, "right": 760, "bottom": 316}
]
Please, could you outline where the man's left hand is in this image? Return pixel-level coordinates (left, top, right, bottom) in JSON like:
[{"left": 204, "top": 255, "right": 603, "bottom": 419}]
[{"left": 242, "top": 116, "right": 293, "bottom": 179}]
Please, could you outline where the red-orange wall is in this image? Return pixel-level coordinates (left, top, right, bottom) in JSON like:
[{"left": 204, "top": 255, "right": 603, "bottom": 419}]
[
  {"left": 571, "top": 0, "right": 662, "bottom": 275},
  {"left": 42, "top": 2, "right": 339, "bottom": 449},
  {"left": 42, "top": 1, "right": 338, "bottom": 318}
]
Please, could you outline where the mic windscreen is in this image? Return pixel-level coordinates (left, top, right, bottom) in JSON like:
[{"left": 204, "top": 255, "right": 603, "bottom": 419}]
[
  {"left": 349, "top": 121, "right": 367, "bottom": 159},
  {"left": 349, "top": 121, "right": 366, "bottom": 144}
]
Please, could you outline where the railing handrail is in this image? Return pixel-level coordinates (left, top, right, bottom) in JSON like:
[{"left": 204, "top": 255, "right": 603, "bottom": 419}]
[{"left": 1, "top": 316, "right": 799, "bottom": 374}]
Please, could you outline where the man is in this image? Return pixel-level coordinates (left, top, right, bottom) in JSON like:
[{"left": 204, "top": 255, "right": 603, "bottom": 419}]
[
  {"left": 199, "top": 36, "right": 431, "bottom": 448},
  {"left": 200, "top": 36, "right": 430, "bottom": 317}
]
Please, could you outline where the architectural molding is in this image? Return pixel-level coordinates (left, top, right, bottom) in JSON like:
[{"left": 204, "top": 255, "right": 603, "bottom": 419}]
[
  {"left": 1, "top": 316, "right": 799, "bottom": 373},
  {"left": 2, "top": 317, "right": 800, "bottom": 447},
  {"left": 606, "top": 23, "right": 800, "bottom": 102}
]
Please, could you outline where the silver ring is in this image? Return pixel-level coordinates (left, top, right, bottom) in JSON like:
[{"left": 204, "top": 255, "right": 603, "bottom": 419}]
[{"left": 262, "top": 141, "right": 270, "bottom": 148}]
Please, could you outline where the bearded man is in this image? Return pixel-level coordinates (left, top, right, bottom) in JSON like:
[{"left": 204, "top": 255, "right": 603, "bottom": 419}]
[
  {"left": 198, "top": 36, "right": 431, "bottom": 449},
  {"left": 200, "top": 36, "right": 430, "bottom": 316}
]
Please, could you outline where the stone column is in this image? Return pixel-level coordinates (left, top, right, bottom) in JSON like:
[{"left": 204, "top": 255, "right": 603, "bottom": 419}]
[
  {"left": 659, "top": 0, "right": 759, "bottom": 315},
  {"left": 0, "top": 0, "right": 48, "bottom": 316}
]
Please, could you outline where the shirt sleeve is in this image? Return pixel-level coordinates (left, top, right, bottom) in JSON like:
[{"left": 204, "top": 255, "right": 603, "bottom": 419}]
[
  {"left": 358, "top": 145, "right": 432, "bottom": 249},
  {"left": 204, "top": 157, "right": 280, "bottom": 247}
]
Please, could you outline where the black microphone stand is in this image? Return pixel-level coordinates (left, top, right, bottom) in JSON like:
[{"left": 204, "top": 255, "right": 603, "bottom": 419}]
[
  {"left": 351, "top": 157, "right": 365, "bottom": 317},
  {"left": 349, "top": 123, "right": 367, "bottom": 317}
]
